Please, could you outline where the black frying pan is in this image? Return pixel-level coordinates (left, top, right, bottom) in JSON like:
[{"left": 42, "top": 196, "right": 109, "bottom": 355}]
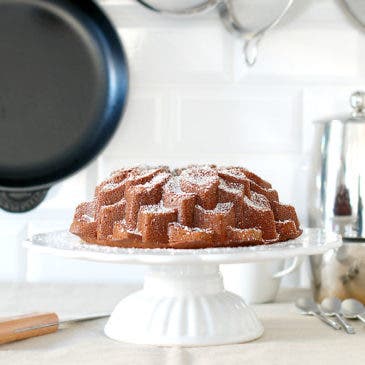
[{"left": 0, "top": 0, "right": 128, "bottom": 212}]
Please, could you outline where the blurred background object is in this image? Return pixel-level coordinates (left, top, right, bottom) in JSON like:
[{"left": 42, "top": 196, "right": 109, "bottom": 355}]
[
  {"left": 308, "top": 91, "right": 365, "bottom": 304},
  {"left": 0, "top": 0, "right": 128, "bottom": 213}
]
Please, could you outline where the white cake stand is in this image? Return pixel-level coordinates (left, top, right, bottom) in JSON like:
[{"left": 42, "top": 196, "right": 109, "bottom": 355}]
[{"left": 24, "top": 228, "right": 341, "bottom": 346}]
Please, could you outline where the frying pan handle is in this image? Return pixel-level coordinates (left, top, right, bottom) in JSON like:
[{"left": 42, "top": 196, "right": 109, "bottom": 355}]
[{"left": 0, "top": 188, "right": 49, "bottom": 213}]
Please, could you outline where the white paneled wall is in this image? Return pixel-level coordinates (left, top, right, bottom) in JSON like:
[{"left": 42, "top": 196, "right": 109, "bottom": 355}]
[{"left": 1, "top": 0, "right": 364, "bottom": 285}]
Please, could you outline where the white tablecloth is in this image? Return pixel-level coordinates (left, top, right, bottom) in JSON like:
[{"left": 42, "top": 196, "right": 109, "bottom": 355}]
[{"left": 0, "top": 283, "right": 364, "bottom": 365}]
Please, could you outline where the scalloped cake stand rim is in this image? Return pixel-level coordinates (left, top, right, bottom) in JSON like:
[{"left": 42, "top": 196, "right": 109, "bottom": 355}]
[{"left": 23, "top": 228, "right": 341, "bottom": 265}]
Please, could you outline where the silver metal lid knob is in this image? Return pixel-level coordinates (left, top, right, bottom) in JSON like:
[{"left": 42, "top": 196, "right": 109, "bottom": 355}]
[{"left": 350, "top": 91, "right": 365, "bottom": 117}]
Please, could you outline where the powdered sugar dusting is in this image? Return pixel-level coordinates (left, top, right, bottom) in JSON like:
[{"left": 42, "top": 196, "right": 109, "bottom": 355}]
[
  {"left": 180, "top": 167, "right": 218, "bottom": 186},
  {"left": 81, "top": 214, "right": 94, "bottom": 222},
  {"left": 140, "top": 203, "right": 176, "bottom": 214},
  {"left": 218, "top": 167, "right": 246, "bottom": 179},
  {"left": 214, "top": 202, "right": 234, "bottom": 213},
  {"left": 244, "top": 194, "right": 271, "bottom": 211},
  {"left": 278, "top": 219, "right": 292, "bottom": 224},
  {"left": 118, "top": 219, "right": 140, "bottom": 234},
  {"left": 196, "top": 202, "right": 234, "bottom": 214},
  {"left": 141, "top": 172, "right": 170, "bottom": 190},
  {"left": 101, "top": 183, "right": 119, "bottom": 191},
  {"left": 219, "top": 179, "right": 244, "bottom": 195},
  {"left": 164, "top": 176, "right": 183, "bottom": 194},
  {"left": 228, "top": 226, "right": 261, "bottom": 234},
  {"left": 169, "top": 222, "right": 213, "bottom": 234}
]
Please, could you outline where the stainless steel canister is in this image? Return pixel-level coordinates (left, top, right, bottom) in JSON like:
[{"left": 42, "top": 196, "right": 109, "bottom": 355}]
[{"left": 308, "top": 91, "right": 365, "bottom": 303}]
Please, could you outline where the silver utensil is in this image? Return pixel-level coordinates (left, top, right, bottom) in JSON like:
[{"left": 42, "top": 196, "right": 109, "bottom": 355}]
[
  {"left": 341, "top": 298, "right": 365, "bottom": 323},
  {"left": 295, "top": 297, "right": 341, "bottom": 330},
  {"left": 320, "top": 297, "right": 356, "bottom": 334},
  {"left": 135, "top": 0, "right": 219, "bottom": 16},
  {"left": 341, "top": 0, "right": 365, "bottom": 29},
  {"left": 218, "top": 0, "right": 293, "bottom": 66},
  {"left": 136, "top": 0, "right": 293, "bottom": 66}
]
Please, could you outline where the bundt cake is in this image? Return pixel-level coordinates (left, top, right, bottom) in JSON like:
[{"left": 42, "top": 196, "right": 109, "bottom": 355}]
[{"left": 70, "top": 165, "right": 302, "bottom": 249}]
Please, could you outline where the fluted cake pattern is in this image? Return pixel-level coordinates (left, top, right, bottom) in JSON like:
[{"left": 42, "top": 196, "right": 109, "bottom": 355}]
[{"left": 70, "top": 165, "right": 302, "bottom": 249}]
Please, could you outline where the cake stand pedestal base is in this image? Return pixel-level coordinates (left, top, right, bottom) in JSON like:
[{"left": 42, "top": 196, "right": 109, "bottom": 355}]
[
  {"left": 25, "top": 229, "right": 341, "bottom": 346},
  {"left": 104, "top": 264, "right": 264, "bottom": 346}
]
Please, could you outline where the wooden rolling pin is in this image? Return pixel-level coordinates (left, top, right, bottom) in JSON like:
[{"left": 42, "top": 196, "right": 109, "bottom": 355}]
[{"left": 0, "top": 312, "right": 110, "bottom": 344}]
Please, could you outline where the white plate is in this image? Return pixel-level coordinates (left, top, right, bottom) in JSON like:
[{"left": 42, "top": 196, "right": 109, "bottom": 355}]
[{"left": 24, "top": 228, "right": 341, "bottom": 265}]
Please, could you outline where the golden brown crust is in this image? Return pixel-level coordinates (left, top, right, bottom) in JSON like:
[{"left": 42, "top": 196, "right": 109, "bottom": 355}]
[{"left": 69, "top": 165, "right": 302, "bottom": 249}]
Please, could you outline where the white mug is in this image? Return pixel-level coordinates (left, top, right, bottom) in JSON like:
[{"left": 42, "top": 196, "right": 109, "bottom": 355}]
[{"left": 221, "top": 256, "right": 304, "bottom": 304}]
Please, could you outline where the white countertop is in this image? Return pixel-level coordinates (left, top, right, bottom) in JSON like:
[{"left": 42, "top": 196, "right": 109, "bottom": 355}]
[{"left": 0, "top": 283, "right": 364, "bottom": 365}]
